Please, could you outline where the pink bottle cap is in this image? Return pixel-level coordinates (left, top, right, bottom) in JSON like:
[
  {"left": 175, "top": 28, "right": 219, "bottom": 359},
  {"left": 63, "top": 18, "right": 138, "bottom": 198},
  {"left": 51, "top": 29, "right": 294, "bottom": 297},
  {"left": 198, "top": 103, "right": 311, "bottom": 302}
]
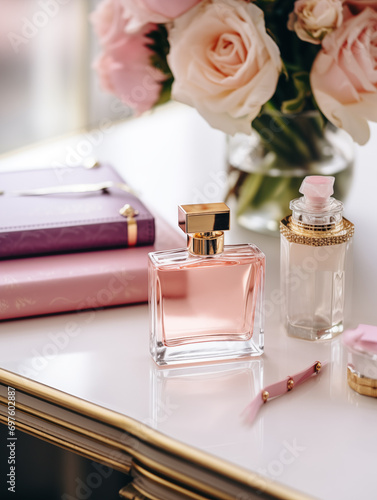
[
  {"left": 343, "top": 324, "right": 377, "bottom": 355},
  {"left": 299, "top": 176, "right": 335, "bottom": 207}
]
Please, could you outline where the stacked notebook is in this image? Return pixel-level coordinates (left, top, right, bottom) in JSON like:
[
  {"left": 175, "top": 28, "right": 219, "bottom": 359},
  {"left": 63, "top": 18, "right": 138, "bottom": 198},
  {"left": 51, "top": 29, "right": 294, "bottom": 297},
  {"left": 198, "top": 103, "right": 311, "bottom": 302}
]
[{"left": 0, "top": 164, "right": 184, "bottom": 320}]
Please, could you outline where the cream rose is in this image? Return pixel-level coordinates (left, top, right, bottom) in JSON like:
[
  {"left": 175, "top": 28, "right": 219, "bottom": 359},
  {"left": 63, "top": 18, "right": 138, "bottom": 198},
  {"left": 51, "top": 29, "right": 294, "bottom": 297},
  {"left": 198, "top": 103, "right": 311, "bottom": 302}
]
[
  {"left": 287, "top": 0, "right": 344, "bottom": 44},
  {"left": 167, "top": 0, "right": 282, "bottom": 135},
  {"left": 310, "top": 7, "right": 377, "bottom": 145}
]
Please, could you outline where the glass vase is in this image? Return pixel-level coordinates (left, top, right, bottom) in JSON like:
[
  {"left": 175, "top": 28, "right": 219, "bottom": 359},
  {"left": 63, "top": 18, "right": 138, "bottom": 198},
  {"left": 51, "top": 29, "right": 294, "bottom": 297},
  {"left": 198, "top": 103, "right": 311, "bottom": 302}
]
[{"left": 226, "top": 112, "right": 354, "bottom": 235}]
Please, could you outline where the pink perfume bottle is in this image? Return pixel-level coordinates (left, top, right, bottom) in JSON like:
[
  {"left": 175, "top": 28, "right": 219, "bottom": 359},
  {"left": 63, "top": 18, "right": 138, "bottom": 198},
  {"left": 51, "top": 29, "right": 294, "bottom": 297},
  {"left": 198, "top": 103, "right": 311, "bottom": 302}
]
[
  {"left": 280, "top": 176, "right": 354, "bottom": 341},
  {"left": 148, "top": 203, "right": 265, "bottom": 366}
]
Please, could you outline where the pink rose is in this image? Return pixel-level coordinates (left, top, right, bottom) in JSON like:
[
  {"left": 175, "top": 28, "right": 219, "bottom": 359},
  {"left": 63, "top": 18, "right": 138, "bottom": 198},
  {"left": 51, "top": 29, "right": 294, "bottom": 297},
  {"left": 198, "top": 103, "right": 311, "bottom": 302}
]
[
  {"left": 93, "top": 21, "right": 165, "bottom": 114},
  {"left": 288, "top": 0, "right": 344, "bottom": 44},
  {"left": 167, "top": 0, "right": 282, "bottom": 135},
  {"left": 310, "top": 7, "right": 377, "bottom": 144},
  {"left": 121, "top": 0, "right": 202, "bottom": 33},
  {"left": 90, "top": 0, "right": 126, "bottom": 46},
  {"left": 345, "top": 0, "right": 377, "bottom": 13}
]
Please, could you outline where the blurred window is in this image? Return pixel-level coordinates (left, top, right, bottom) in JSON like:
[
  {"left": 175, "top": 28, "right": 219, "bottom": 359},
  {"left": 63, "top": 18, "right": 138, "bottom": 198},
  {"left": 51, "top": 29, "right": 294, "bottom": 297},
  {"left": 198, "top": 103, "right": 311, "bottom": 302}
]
[{"left": 0, "top": 0, "right": 124, "bottom": 154}]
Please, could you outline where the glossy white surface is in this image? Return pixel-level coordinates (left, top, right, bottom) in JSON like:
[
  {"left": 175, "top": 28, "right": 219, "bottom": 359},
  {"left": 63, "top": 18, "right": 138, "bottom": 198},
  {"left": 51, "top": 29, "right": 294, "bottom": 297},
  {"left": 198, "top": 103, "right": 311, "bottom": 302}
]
[{"left": 1, "top": 103, "right": 377, "bottom": 500}]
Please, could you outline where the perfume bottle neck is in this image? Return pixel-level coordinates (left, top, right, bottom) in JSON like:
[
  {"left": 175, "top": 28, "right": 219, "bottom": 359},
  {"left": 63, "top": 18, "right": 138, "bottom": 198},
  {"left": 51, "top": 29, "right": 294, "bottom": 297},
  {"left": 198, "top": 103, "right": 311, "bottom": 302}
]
[
  {"left": 290, "top": 196, "right": 344, "bottom": 232},
  {"left": 187, "top": 231, "right": 224, "bottom": 256}
]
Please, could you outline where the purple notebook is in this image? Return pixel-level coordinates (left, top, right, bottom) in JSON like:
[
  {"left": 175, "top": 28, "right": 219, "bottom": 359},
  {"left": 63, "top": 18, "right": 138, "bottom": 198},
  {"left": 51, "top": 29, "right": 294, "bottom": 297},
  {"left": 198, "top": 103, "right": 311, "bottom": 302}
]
[{"left": 0, "top": 164, "right": 155, "bottom": 259}]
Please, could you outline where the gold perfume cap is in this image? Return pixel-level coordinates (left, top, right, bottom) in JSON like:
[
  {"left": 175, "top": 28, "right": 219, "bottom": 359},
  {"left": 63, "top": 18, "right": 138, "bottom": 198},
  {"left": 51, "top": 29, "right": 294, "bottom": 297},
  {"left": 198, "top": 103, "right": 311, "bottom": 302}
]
[
  {"left": 178, "top": 203, "right": 230, "bottom": 256},
  {"left": 178, "top": 203, "right": 230, "bottom": 233}
]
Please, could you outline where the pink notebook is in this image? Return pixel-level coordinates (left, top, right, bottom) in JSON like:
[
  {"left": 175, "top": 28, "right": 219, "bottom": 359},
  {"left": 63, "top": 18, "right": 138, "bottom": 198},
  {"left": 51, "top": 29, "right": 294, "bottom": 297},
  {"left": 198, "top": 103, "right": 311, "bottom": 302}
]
[{"left": 0, "top": 215, "right": 184, "bottom": 320}]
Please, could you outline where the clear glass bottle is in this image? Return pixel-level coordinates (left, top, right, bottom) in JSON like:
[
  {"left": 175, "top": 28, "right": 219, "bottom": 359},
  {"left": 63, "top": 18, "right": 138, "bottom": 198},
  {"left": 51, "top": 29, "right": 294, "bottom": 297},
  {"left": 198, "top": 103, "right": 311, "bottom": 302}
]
[
  {"left": 149, "top": 203, "right": 265, "bottom": 366},
  {"left": 280, "top": 176, "right": 354, "bottom": 341}
]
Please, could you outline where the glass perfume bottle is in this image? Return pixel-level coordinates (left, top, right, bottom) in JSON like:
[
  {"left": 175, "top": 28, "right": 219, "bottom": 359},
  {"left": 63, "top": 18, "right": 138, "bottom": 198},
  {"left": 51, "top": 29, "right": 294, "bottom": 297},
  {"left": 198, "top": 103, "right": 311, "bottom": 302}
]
[
  {"left": 280, "top": 176, "right": 354, "bottom": 341},
  {"left": 148, "top": 203, "right": 265, "bottom": 366}
]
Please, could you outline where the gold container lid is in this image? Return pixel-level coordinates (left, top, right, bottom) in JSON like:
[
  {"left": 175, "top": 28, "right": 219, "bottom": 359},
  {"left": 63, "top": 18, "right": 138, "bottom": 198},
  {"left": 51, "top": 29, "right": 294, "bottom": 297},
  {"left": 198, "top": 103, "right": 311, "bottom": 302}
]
[
  {"left": 347, "top": 365, "right": 377, "bottom": 398},
  {"left": 178, "top": 203, "right": 230, "bottom": 234},
  {"left": 178, "top": 203, "right": 230, "bottom": 256}
]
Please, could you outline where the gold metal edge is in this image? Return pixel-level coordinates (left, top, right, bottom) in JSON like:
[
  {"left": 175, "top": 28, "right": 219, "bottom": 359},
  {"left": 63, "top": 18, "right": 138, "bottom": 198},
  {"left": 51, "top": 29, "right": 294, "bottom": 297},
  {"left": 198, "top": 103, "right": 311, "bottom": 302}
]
[
  {"left": 0, "top": 390, "right": 232, "bottom": 500},
  {"left": 133, "top": 457, "right": 233, "bottom": 500},
  {"left": 0, "top": 414, "right": 130, "bottom": 474},
  {"left": 0, "top": 395, "right": 134, "bottom": 458},
  {"left": 280, "top": 216, "right": 354, "bottom": 246},
  {"left": 1, "top": 393, "right": 224, "bottom": 495},
  {"left": 347, "top": 366, "right": 377, "bottom": 398},
  {"left": 132, "top": 462, "right": 213, "bottom": 500},
  {"left": 0, "top": 396, "right": 240, "bottom": 500},
  {"left": 0, "top": 404, "right": 222, "bottom": 499},
  {"left": 120, "top": 483, "right": 162, "bottom": 500},
  {"left": 0, "top": 397, "right": 240, "bottom": 500},
  {"left": 0, "top": 367, "right": 311, "bottom": 500}
]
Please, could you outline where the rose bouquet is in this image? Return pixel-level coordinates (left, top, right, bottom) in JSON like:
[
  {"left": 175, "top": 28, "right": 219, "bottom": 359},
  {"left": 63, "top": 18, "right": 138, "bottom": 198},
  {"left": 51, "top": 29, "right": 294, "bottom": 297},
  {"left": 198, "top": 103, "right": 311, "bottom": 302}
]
[{"left": 91, "top": 0, "right": 377, "bottom": 231}]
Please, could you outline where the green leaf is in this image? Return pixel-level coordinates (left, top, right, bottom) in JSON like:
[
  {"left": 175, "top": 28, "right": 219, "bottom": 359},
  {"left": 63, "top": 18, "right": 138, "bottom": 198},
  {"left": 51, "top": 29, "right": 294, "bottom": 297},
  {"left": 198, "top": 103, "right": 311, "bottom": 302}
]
[
  {"left": 154, "top": 77, "right": 173, "bottom": 106},
  {"left": 281, "top": 72, "right": 311, "bottom": 114},
  {"left": 236, "top": 172, "right": 265, "bottom": 216},
  {"left": 145, "top": 25, "right": 173, "bottom": 78},
  {"left": 144, "top": 25, "right": 173, "bottom": 106}
]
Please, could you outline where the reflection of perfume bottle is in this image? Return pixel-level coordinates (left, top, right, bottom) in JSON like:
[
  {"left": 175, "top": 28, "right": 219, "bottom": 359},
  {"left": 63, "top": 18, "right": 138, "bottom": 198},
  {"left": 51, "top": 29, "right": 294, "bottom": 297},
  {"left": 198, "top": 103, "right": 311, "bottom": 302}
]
[
  {"left": 148, "top": 203, "right": 265, "bottom": 366},
  {"left": 150, "top": 361, "right": 263, "bottom": 448},
  {"left": 280, "top": 176, "right": 354, "bottom": 341}
]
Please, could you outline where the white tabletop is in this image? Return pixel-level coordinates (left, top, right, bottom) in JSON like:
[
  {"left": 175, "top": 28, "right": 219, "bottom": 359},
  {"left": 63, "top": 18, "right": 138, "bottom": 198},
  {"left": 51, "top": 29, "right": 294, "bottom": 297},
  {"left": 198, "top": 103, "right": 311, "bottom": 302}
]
[{"left": 1, "top": 103, "right": 377, "bottom": 500}]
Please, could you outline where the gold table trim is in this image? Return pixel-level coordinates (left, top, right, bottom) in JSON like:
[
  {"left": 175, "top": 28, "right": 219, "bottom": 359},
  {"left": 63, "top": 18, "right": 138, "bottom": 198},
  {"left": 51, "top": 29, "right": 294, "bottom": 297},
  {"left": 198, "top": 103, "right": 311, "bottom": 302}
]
[{"left": 0, "top": 367, "right": 312, "bottom": 500}]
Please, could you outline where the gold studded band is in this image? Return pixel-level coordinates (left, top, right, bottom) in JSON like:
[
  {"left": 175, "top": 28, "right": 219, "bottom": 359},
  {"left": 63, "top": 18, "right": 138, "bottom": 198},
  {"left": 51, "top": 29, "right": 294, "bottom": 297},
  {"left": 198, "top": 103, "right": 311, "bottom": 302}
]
[{"left": 280, "top": 216, "right": 354, "bottom": 246}]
